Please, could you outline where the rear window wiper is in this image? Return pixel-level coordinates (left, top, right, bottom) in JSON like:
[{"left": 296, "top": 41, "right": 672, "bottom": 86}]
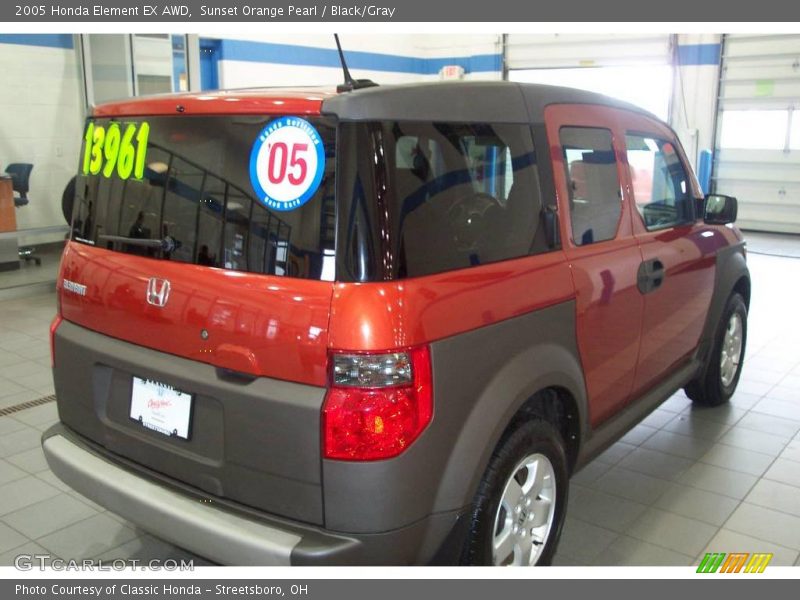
[{"left": 98, "top": 235, "right": 178, "bottom": 253}]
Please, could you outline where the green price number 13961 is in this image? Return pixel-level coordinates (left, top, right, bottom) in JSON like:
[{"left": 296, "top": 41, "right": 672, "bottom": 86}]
[{"left": 82, "top": 121, "right": 150, "bottom": 180}]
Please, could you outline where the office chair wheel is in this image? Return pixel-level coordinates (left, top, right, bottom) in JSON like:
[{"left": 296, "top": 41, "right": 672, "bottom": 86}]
[{"left": 19, "top": 246, "right": 41, "bottom": 266}]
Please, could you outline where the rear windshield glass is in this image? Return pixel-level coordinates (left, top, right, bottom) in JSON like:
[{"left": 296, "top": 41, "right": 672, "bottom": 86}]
[{"left": 72, "top": 115, "right": 337, "bottom": 281}]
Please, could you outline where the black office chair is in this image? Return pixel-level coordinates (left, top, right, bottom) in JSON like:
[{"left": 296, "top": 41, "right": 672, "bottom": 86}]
[
  {"left": 4, "top": 163, "right": 41, "bottom": 266},
  {"left": 5, "top": 163, "right": 32, "bottom": 207}
]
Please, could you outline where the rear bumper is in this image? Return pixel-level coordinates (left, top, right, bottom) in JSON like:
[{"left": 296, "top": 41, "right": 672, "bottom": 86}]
[
  {"left": 44, "top": 427, "right": 310, "bottom": 565},
  {"left": 42, "top": 424, "right": 465, "bottom": 565}
]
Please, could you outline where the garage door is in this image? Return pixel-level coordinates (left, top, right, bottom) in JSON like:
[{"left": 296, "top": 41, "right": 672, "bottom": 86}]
[
  {"left": 713, "top": 34, "right": 800, "bottom": 233},
  {"left": 506, "top": 34, "right": 673, "bottom": 119}
]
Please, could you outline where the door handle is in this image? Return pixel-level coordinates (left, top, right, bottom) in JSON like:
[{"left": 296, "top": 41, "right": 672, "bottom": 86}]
[
  {"left": 650, "top": 259, "right": 665, "bottom": 289},
  {"left": 637, "top": 258, "right": 666, "bottom": 294}
]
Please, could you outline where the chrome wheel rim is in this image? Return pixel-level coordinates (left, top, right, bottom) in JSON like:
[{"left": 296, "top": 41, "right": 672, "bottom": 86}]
[
  {"left": 720, "top": 312, "right": 743, "bottom": 388},
  {"left": 492, "top": 453, "right": 556, "bottom": 566}
]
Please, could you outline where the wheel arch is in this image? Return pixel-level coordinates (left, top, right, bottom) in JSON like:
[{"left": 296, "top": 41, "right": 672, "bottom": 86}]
[
  {"left": 432, "top": 338, "right": 588, "bottom": 515},
  {"left": 733, "top": 273, "right": 751, "bottom": 309},
  {"left": 695, "top": 242, "right": 750, "bottom": 370},
  {"left": 504, "top": 386, "right": 582, "bottom": 473}
]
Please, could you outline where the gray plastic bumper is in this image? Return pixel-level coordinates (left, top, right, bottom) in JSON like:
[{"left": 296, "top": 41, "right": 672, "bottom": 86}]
[{"left": 42, "top": 433, "right": 302, "bottom": 566}]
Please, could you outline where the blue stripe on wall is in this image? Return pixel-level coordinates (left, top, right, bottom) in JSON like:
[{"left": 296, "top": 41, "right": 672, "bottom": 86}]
[
  {"left": 677, "top": 43, "right": 721, "bottom": 66},
  {"left": 214, "top": 39, "right": 501, "bottom": 75},
  {"left": 0, "top": 34, "right": 73, "bottom": 50}
]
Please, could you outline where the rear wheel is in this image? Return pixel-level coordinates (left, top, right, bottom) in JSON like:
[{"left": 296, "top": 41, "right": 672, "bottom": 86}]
[
  {"left": 461, "top": 419, "right": 568, "bottom": 566},
  {"left": 685, "top": 292, "right": 747, "bottom": 406}
]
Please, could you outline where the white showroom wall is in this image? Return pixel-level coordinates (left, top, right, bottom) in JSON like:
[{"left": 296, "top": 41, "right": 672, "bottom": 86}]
[
  {"left": 671, "top": 33, "right": 722, "bottom": 170},
  {"left": 0, "top": 35, "right": 84, "bottom": 242},
  {"left": 506, "top": 34, "right": 724, "bottom": 170},
  {"left": 209, "top": 33, "right": 503, "bottom": 89},
  {"left": 0, "top": 33, "right": 728, "bottom": 244}
]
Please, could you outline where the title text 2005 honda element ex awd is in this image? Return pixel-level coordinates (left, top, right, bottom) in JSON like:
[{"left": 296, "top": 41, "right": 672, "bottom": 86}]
[{"left": 43, "top": 81, "right": 750, "bottom": 566}]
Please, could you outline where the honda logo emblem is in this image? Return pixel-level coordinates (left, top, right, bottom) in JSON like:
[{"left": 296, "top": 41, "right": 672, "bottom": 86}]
[{"left": 146, "top": 278, "right": 171, "bottom": 307}]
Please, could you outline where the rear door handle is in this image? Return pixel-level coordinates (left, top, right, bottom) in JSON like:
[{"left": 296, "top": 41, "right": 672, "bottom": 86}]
[
  {"left": 215, "top": 367, "right": 257, "bottom": 384},
  {"left": 637, "top": 258, "right": 666, "bottom": 294}
]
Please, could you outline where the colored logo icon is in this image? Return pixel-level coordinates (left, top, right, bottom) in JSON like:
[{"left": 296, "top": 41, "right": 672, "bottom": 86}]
[{"left": 696, "top": 552, "right": 773, "bottom": 573}]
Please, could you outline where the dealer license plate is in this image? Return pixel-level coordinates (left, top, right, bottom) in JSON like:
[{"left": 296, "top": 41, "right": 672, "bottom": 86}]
[{"left": 129, "top": 376, "right": 193, "bottom": 440}]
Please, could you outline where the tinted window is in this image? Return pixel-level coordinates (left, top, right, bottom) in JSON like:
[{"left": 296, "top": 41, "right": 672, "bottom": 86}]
[
  {"left": 625, "top": 134, "right": 694, "bottom": 230},
  {"left": 72, "top": 116, "right": 337, "bottom": 280},
  {"left": 560, "top": 127, "right": 622, "bottom": 246},
  {"left": 338, "top": 121, "right": 547, "bottom": 281}
]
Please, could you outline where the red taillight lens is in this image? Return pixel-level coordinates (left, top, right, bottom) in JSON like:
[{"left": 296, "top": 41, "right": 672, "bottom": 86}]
[
  {"left": 49, "top": 314, "right": 63, "bottom": 368},
  {"left": 322, "top": 346, "right": 433, "bottom": 461}
]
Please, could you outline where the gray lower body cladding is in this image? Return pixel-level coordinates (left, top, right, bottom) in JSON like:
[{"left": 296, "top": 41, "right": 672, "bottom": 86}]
[
  {"left": 48, "top": 299, "right": 584, "bottom": 563},
  {"left": 322, "top": 299, "right": 586, "bottom": 533},
  {"left": 694, "top": 242, "right": 749, "bottom": 371},
  {"left": 52, "top": 321, "right": 325, "bottom": 525},
  {"left": 41, "top": 424, "right": 464, "bottom": 565}
]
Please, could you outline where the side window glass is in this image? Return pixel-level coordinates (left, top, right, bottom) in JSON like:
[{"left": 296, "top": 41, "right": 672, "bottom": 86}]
[
  {"left": 391, "top": 123, "right": 543, "bottom": 276},
  {"left": 461, "top": 136, "right": 515, "bottom": 204},
  {"left": 625, "top": 134, "right": 694, "bottom": 230},
  {"left": 560, "top": 127, "right": 622, "bottom": 246}
]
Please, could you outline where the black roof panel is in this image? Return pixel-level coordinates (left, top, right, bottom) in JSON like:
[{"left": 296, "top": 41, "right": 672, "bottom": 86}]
[{"left": 321, "top": 81, "right": 659, "bottom": 124}]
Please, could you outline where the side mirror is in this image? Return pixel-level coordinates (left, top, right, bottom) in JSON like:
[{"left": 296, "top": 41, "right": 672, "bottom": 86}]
[{"left": 704, "top": 194, "right": 737, "bottom": 225}]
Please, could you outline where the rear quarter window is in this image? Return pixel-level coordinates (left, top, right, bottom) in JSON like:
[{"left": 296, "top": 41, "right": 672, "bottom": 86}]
[{"left": 337, "top": 121, "right": 549, "bottom": 281}]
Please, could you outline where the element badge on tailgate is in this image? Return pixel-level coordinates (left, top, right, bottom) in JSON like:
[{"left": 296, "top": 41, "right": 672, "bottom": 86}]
[{"left": 63, "top": 279, "right": 87, "bottom": 296}]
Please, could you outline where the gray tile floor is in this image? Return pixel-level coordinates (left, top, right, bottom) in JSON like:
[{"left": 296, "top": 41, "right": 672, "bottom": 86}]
[{"left": 0, "top": 236, "right": 798, "bottom": 567}]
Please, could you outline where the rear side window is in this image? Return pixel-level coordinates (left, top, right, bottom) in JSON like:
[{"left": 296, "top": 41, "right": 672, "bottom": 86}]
[
  {"left": 338, "top": 121, "right": 548, "bottom": 281},
  {"left": 625, "top": 134, "right": 694, "bottom": 230},
  {"left": 71, "top": 116, "right": 337, "bottom": 281},
  {"left": 560, "top": 127, "right": 622, "bottom": 246}
]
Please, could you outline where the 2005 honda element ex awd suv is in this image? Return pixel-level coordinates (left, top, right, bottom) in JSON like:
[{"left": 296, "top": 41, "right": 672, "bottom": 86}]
[{"left": 43, "top": 81, "right": 750, "bottom": 566}]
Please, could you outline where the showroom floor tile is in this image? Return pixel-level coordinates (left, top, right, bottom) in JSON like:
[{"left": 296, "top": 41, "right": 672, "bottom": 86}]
[
  {"left": 0, "top": 241, "right": 798, "bottom": 567},
  {"left": 653, "top": 483, "right": 740, "bottom": 526},
  {"left": 702, "top": 529, "right": 799, "bottom": 566}
]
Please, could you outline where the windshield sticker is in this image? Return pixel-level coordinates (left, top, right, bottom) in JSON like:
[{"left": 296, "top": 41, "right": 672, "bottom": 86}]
[
  {"left": 82, "top": 121, "right": 150, "bottom": 180},
  {"left": 249, "top": 116, "right": 325, "bottom": 212}
]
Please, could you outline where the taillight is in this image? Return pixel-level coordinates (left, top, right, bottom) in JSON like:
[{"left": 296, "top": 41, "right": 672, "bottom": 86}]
[
  {"left": 49, "top": 314, "right": 63, "bottom": 368},
  {"left": 322, "top": 346, "right": 433, "bottom": 461}
]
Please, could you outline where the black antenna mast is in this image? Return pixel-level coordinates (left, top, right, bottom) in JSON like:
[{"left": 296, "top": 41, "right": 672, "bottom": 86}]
[{"left": 334, "top": 34, "right": 378, "bottom": 93}]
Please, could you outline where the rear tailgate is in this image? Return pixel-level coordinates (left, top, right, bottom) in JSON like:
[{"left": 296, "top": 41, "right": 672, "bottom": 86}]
[
  {"left": 56, "top": 246, "right": 333, "bottom": 525},
  {"left": 54, "top": 111, "right": 337, "bottom": 525},
  {"left": 59, "top": 242, "right": 332, "bottom": 385}
]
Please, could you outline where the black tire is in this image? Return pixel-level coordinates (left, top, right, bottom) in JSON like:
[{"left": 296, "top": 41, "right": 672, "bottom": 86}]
[
  {"left": 685, "top": 292, "right": 747, "bottom": 406},
  {"left": 62, "top": 176, "right": 76, "bottom": 226},
  {"left": 460, "top": 419, "right": 568, "bottom": 566}
]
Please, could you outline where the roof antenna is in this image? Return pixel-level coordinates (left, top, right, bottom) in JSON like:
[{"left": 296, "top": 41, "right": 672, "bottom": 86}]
[{"left": 334, "top": 34, "right": 378, "bottom": 93}]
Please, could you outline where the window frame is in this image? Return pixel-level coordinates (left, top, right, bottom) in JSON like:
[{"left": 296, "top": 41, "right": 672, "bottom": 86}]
[{"left": 624, "top": 130, "right": 697, "bottom": 232}]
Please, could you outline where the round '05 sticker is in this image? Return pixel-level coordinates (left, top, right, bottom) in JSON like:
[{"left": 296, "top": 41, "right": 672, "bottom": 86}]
[{"left": 249, "top": 117, "right": 326, "bottom": 212}]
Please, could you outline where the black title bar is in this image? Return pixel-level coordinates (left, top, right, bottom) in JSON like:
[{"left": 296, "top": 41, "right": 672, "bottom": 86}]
[{"left": 3, "top": 0, "right": 800, "bottom": 21}]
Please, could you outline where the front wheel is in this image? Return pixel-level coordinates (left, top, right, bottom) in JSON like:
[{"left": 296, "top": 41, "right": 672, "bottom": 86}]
[
  {"left": 685, "top": 292, "right": 748, "bottom": 406},
  {"left": 461, "top": 420, "right": 568, "bottom": 566}
]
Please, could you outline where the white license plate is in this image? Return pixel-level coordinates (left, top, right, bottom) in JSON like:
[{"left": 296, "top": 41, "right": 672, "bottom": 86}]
[{"left": 129, "top": 376, "right": 193, "bottom": 440}]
